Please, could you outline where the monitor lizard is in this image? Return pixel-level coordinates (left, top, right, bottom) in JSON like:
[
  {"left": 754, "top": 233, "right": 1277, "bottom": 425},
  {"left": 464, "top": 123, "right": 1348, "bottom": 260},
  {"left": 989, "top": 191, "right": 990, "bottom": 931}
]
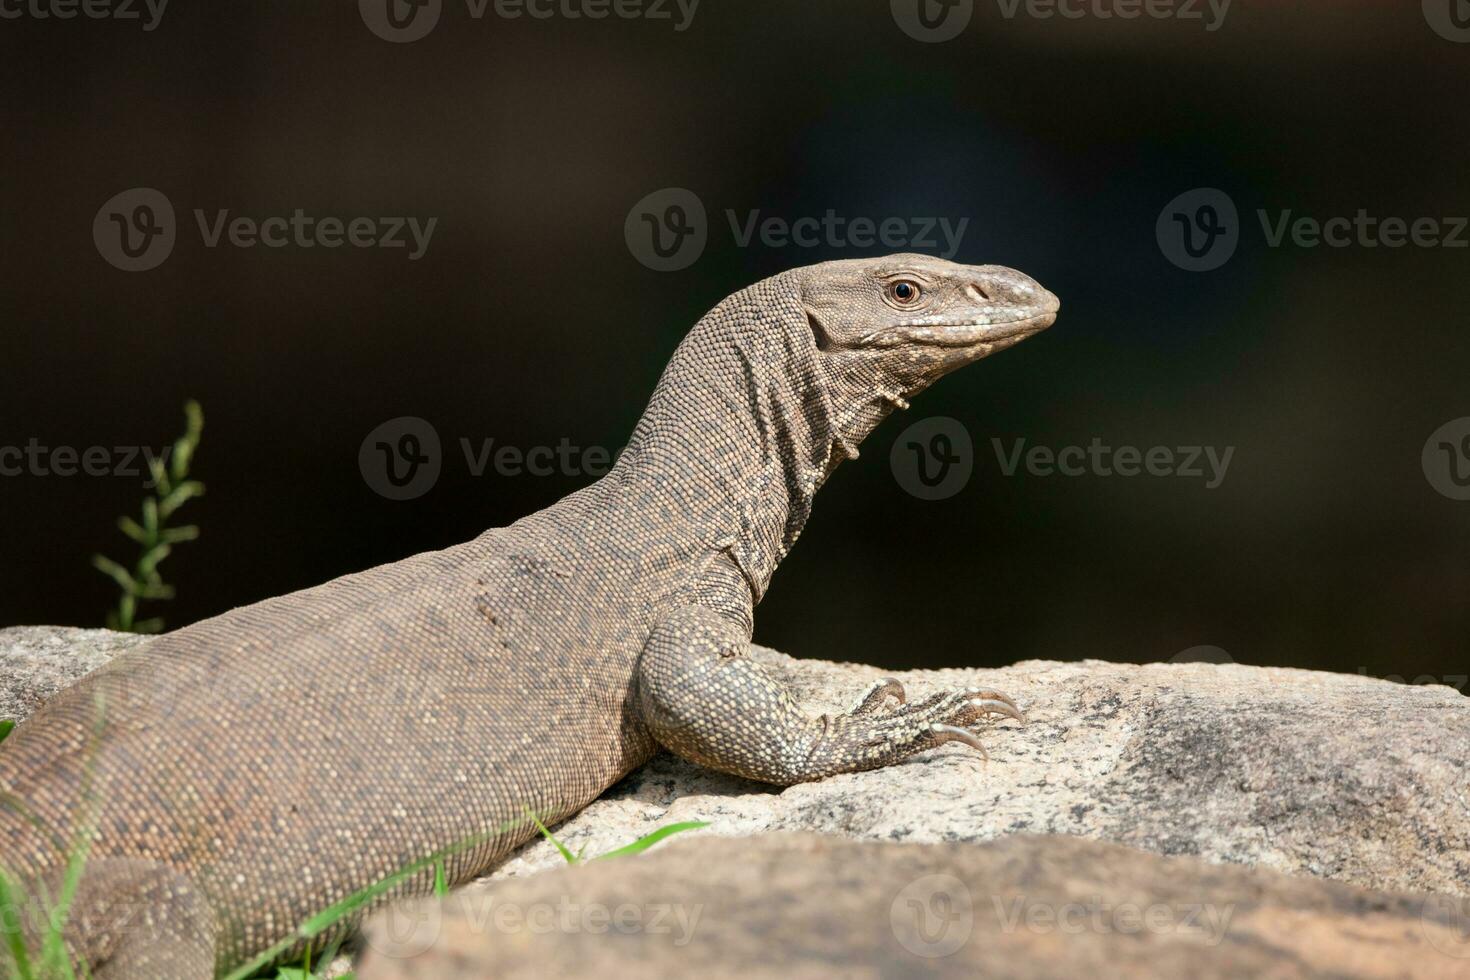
[{"left": 0, "top": 254, "right": 1059, "bottom": 978}]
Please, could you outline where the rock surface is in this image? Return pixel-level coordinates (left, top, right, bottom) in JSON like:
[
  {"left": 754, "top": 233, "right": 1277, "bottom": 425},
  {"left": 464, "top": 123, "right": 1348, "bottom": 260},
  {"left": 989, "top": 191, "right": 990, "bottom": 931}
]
[
  {"left": 357, "top": 833, "right": 1470, "bottom": 979},
  {"left": 494, "top": 646, "right": 1470, "bottom": 902},
  {"left": 3, "top": 626, "right": 1467, "bottom": 904},
  {"left": 0, "top": 625, "right": 149, "bottom": 723}
]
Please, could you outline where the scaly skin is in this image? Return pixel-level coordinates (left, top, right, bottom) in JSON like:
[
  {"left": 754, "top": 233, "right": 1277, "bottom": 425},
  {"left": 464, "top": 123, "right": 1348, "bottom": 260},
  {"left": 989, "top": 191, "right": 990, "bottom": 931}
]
[{"left": 0, "top": 254, "right": 1058, "bottom": 978}]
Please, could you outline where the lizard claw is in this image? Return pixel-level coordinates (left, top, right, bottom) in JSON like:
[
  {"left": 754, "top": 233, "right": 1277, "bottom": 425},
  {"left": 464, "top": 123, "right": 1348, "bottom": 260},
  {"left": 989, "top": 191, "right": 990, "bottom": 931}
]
[
  {"left": 929, "top": 723, "right": 990, "bottom": 761},
  {"left": 849, "top": 678, "right": 907, "bottom": 716},
  {"left": 968, "top": 697, "right": 1026, "bottom": 724}
]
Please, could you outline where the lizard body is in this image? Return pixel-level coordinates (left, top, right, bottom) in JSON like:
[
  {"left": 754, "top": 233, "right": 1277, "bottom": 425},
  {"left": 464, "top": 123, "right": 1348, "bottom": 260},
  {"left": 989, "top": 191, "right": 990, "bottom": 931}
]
[{"left": 0, "top": 254, "right": 1058, "bottom": 977}]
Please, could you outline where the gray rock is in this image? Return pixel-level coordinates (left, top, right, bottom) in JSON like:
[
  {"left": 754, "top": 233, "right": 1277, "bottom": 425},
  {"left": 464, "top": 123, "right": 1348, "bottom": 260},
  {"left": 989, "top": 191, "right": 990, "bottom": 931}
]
[
  {"left": 0, "top": 625, "right": 149, "bottom": 723},
  {"left": 357, "top": 832, "right": 1470, "bottom": 979},
  {"left": 494, "top": 647, "right": 1470, "bottom": 901},
  {"left": 3, "top": 627, "right": 1466, "bottom": 902}
]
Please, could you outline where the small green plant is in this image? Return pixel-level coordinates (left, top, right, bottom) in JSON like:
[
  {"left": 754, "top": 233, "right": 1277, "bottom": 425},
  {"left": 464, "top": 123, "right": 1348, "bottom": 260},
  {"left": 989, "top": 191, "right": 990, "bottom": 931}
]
[
  {"left": 525, "top": 809, "right": 709, "bottom": 865},
  {"left": 92, "top": 400, "right": 205, "bottom": 634},
  {"left": 0, "top": 721, "right": 13, "bottom": 745}
]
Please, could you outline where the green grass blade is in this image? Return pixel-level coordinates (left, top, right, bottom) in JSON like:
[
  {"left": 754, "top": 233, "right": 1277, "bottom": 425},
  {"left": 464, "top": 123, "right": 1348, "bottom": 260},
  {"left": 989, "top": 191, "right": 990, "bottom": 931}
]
[
  {"left": 89, "top": 556, "right": 134, "bottom": 592},
  {"left": 594, "top": 821, "right": 709, "bottom": 861},
  {"left": 137, "top": 543, "right": 172, "bottom": 580},
  {"left": 116, "top": 516, "right": 147, "bottom": 544},
  {"left": 116, "top": 594, "right": 136, "bottom": 631},
  {"left": 160, "top": 525, "right": 200, "bottom": 544},
  {"left": 524, "top": 810, "right": 578, "bottom": 865},
  {"left": 141, "top": 497, "right": 159, "bottom": 537},
  {"left": 158, "top": 481, "right": 204, "bottom": 520},
  {"left": 0, "top": 721, "right": 13, "bottom": 745},
  {"left": 133, "top": 580, "right": 176, "bottom": 602},
  {"left": 0, "top": 870, "right": 36, "bottom": 980}
]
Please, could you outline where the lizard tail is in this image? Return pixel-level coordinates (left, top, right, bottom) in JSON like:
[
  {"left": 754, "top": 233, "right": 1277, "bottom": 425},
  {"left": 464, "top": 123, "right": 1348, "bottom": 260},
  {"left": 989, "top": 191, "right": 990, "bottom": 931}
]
[
  {"left": 0, "top": 837, "right": 218, "bottom": 980},
  {"left": 69, "top": 857, "right": 219, "bottom": 979}
]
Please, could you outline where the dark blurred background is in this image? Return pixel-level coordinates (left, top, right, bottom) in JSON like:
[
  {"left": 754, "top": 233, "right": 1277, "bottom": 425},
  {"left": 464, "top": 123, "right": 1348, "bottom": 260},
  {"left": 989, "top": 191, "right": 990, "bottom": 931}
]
[{"left": 2, "top": 0, "right": 1466, "bottom": 682}]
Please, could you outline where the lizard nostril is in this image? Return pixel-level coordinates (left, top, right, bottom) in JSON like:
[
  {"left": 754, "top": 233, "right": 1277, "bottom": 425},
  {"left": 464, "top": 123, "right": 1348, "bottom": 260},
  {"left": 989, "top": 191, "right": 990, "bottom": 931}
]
[{"left": 966, "top": 283, "right": 992, "bottom": 303}]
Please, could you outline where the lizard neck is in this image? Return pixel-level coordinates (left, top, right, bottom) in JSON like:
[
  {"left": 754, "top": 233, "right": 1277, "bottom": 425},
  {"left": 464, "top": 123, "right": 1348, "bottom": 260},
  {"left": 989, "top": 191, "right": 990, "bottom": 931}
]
[{"left": 608, "top": 274, "right": 854, "bottom": 602}]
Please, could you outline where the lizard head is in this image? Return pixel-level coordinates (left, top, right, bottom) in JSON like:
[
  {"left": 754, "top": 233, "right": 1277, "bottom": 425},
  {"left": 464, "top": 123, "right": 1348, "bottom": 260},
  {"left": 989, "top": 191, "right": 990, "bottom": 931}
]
[
  {"left": 800, "top": 253, "right": 1059, "bottom": 399},
  {"left": 795, "top": 254, "right": 1058, "bottom": 454}
]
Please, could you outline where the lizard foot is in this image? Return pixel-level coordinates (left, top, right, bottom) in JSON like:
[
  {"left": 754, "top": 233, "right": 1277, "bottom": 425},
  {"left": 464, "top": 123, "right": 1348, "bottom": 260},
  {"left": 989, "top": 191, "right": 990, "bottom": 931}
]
[{"left": 825, "top": 685, "right": 1025, "bottom": 767}]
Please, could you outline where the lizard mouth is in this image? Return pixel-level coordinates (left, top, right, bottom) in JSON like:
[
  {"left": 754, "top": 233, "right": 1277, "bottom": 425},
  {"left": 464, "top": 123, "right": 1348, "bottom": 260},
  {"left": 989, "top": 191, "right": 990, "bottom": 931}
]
[{"left": 864, "top": 311, "right": 1058, "bottom": 349}]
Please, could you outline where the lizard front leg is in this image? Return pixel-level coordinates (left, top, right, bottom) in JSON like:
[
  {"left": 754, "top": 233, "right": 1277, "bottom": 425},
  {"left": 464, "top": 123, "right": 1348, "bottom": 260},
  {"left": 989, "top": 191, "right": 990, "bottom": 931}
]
[{"left": 635, "top": 604, "right": 1023, "bottom": 785}]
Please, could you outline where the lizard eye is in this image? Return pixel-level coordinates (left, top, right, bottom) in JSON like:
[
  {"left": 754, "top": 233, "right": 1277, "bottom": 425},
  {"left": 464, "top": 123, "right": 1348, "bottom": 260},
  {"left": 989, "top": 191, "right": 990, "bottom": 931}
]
[{"left": 888, "top": 281, "right": 922, "bottom": 306}]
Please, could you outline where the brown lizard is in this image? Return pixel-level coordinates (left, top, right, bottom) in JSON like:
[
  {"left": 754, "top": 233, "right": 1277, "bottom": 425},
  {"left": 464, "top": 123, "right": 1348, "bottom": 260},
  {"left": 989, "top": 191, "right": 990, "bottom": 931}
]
[{"left": 0, "top": 254, "right": 1059, "bottom": 978}]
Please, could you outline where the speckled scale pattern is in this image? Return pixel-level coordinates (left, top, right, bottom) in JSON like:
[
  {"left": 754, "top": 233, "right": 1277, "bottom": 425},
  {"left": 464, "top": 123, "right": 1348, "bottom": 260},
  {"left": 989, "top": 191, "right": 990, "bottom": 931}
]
[{"left": 0, "top": 255, "right": 1056, "bottom": 977}]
